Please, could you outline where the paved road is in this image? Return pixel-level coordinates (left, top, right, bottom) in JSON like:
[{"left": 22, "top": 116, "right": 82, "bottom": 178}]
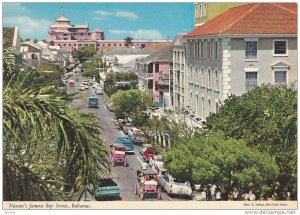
[{"left": 67, "top": 74, "right": 192, "bottom": 201}]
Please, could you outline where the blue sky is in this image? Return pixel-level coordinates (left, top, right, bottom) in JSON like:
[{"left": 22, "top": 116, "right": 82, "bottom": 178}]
[{"left": 3, "top": 2, "right": 194, "bottom": 40}]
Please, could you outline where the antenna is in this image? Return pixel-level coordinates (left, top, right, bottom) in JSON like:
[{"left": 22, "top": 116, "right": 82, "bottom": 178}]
[{"left": 60, "top": 5, "right": 64, "bottom": 16}]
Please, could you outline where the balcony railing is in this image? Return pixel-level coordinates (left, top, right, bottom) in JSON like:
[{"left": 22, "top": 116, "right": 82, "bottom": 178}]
[{"left": 146, "top": 73, "right": 153, "bottom": 79}]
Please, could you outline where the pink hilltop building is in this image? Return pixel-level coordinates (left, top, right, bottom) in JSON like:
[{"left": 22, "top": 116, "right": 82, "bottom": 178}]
[
  {"left": 48, "top": 14, "right": 104, "bottom": 53},
  {"left": 48, "top": 14, "right": 171, "bottom": 53}
]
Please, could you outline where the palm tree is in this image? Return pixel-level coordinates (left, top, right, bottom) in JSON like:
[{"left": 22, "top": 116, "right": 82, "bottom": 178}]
[
  {"left": 3, "top": 47, "right": 109, "bottom": 200},
  {"left": 124, "top": 36, "right": 133, "bottom": 47}
]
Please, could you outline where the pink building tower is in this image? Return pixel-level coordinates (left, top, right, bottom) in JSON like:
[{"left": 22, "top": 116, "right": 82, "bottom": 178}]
[{"left": 48, "top": 14, "right": 104, "bottom": 53}]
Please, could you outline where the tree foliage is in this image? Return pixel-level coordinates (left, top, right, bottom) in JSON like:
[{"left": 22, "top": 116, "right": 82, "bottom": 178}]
[
  {"left": 3, "top": 47, "right": 109, "bottom": 200},
  {"left": 124, "top": 36, "right": 133, "bottom": 47},
  {"left": 73, "top": 46, "right": 97, "bottom": 63},
  {"left": 205, "top": 84, "right": 297, "bottom": 199},
  {"left": 110, "top": 89, "right": 152, "bottom": 126},
  {"left": 82, "top": 57, "right": 105, "bottom": 80},
  {"left": 104, "top": 72, "right": 139, "bottom": 97},
  {"left": 163, "top": 132, "right": 279, "bottom": 200}
]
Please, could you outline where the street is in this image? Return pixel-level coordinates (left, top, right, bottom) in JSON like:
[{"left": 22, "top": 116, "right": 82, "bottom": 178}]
[{"left": 68, "top": 74, "right": 191, "bottom": 201}]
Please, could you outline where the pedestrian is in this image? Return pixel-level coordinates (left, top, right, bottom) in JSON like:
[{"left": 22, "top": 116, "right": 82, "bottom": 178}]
[{"left": 216, "top": 191, "right": 222, "bottom": 201}]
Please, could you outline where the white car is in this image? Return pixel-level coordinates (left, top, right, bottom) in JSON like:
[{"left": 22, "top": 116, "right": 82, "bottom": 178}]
[
  {"left": 95, "top": 88, "right": 103, "bottom": 95},
  {"left": 79, "top": 84, "right": 85, "bottom": 91},
  {"left": 128, "top": 127, "right": 139, "bottom": 137},
  {"left": 93, "top": 83, "right": 102, "bottom": 88},
  {"left": 81, "top": 80, "right": 88, "bottom": 85},
  {"left": 141, "top": 162, "right": 149, "bottom": 170},
  {"left": 158, "top": 172, "right": 192, "bottom": 197},
  {"left": 149, "top": 155, "right": 164, "bottom": 172}
]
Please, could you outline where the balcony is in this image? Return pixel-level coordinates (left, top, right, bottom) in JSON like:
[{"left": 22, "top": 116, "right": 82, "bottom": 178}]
[{"left": 146, "top": 73, "right": 153, "bottom": 79}]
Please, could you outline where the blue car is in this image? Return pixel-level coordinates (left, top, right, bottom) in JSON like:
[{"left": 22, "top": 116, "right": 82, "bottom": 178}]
[{"left": 116, "top": 136, "right": 134, "bottom": 153}]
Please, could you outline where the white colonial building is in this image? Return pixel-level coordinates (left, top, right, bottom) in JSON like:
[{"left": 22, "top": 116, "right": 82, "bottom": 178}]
[{"left": 184, "top": 3, "right": 297, "bottom": 121}]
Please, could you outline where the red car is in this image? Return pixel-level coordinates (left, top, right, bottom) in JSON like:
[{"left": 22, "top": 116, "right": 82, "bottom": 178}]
[
  {"left": 143, "top": 147, "right": 159, "bottom": 163},
  {"left": 68, "top": 80, "right": 75, "bottom": 87}
]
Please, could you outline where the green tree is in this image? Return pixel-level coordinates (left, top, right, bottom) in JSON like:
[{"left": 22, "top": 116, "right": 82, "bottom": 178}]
[
  {"left": 73, "top": 46, "right": 97, "bottom": 63},
  {"left": 82, "top": 57, "right": 105, "bottom": 79},
  {"left": 124, "top": 36, "right": 133, "bottom": 47},
  {"left": 33, "top": 39, "right": 38, "bottom": 43},
  {"left": 205, "top": 84, "right": 297, "bottom": 199},
  {"left": 110, "top": 89, "right": 152, "bottom": 126},
  {"left": 104, "top": 72, "right": 139, "bottom": 97},
  {"left": 3, "top": 48, "right": 109, "bottom": 200},
  {"left": 163, "top": 132, "right": 279, "bottom": 200}
]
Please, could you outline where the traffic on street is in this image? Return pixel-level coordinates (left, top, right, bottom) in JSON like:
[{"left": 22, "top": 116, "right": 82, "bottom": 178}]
[{"left": 66, "top": 69, "right": 192, "bottom": 201}]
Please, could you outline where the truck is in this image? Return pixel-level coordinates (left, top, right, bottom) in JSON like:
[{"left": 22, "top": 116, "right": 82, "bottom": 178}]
[
  {"left": 158, "top": 172, "right": 192, "bottom": 197},
  {"left": 88, "top": 178, "right": 120, "bottom": 200},
  {"left": 115, "top": 136, "right": 134, "bottom": 153}
]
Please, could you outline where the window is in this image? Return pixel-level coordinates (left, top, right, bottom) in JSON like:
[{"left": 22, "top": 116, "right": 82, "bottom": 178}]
[
  {"left": 245, "top": 72, "right": 257, "bottom": 91},
  {"left": 201, "top": 42, "right": 204, "bottom": 59},
  {"left": 274, "top": 40, "right": 287, "bottom": 55},
  {"left": 189, "top": 41, "right": 192, "bottom": 57},
  {"left": 274, "top": 71, "right": 287, "bottom": 85},
  {"left": 201, "top": 69, "right": 205, "bottom": 87},
  {"left": 215, "top": 70, "right": 220, "bottom": 91},
  {"left": 245, "top": 41, "right": 257, "bottom": 59},
  {"left": 201, "top": 97, "right": 205, "bottom": 119},
  {"left": 214, "top": 41, "right": 218, "bottom": 59},
  {"left": 207, "top": 41, "right": 211, "bottom": 59},
  {"left": 208, "top": 69, "right": 211, "bottom": 89}
]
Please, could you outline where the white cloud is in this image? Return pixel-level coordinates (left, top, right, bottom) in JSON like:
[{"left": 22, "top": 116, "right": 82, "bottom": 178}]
[
  {"left": 3, "top": 3, "right": 28, "bottom": 14},
  {"left": 115, "top": 10, "right": 138, "bottom": 20},
  {"left": 4, "top": 16, "right": 52, "bottom": 39},
  {"left": 109, "top": 29, "right": 162, "bottom": 40},
  {"left": 94, "top": 10, "right": 113, "bottom": 16},
  {"left": 95, "top": 17, "right": 108, "bottom": 21},
  {"left": 93, "top": 9, "right": 138, "bottom": 21}
]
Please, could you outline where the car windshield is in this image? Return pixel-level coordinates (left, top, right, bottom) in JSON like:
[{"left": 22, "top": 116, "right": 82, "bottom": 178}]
[
  {"left": 173, "top": 178, "right": 187, "bottom": 184},
  {"left": 89, "top": 98, "right": 98, "bottom": 103}
]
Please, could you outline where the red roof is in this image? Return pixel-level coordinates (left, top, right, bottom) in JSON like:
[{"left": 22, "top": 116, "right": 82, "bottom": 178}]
[{"left": 186, "top": 3, "right": 297, "bottom": 37}]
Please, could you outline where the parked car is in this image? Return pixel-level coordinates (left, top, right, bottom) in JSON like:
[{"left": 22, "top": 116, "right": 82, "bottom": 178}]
[
  {"left": 88, "top": 178, "right": 120, "bottom": 200},
  {"left": 88, "top": 80, "right": 93, "bottom": 86},
  {"left": 139, "top": 143, "right": 153, "bottom": 155},
  {"left": 68, "top": 80, "right": 75, "bottom": 87},
  {"left": 95, "top": 88, "right": 103, "bottom": 95},
  {"left": 115, "top": 136, "right": 134, "bottom": 153},
  {"left": 123, "top": 123, "right": 133, "bottom": 135},
  {"left": 141, "top": 162, "right": 149, "bottom": 170},
  {"left": 93, "top": 83, "right": 102, "bottom": 88},
  {"left": 158, "top": 172, "right": 192, "bottom": 197},
  {"left": 149, "top": 155, "right": 164, "bottom": 171},
  {"left": 132, "top": 129, "right": 147, "bottom": 144},
  {"left": 143, "top": 147, "right": 159, "bottom": 162}
]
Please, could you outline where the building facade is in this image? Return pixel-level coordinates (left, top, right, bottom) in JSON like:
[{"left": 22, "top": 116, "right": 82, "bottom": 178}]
[
  {"left": 48, "top": 14, "right": 104, "bottom": 53},
  {"left": 48, "top": 15, "right": 171, "bottom": 53},
  {"left": 172, "top": 34, "right": 187, "bottom": 112},
  {"left": 186, "top": 3, "right": 297, "bottom": 121},
  {"left": 194, "top": 3, "right": 247, "bottom": 27},
  {"left": 136, "top": 45, "right": 173, "bottom": 107}
]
